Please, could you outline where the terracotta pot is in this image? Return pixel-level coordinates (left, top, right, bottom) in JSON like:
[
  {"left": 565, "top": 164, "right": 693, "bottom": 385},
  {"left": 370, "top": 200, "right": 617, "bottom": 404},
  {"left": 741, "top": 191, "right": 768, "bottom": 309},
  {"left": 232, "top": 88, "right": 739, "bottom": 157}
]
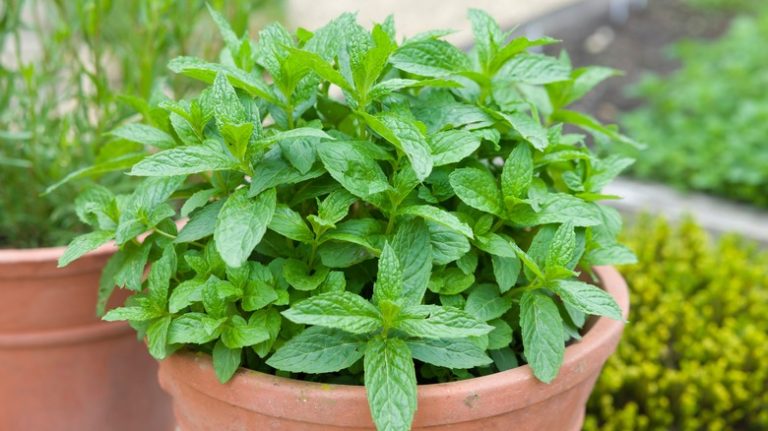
[
  {"left": 158, "top": 265, "right": 629, "bottom": 431},
  {"left": 0, "top": 244, "right": 174, "bottom": 431}
]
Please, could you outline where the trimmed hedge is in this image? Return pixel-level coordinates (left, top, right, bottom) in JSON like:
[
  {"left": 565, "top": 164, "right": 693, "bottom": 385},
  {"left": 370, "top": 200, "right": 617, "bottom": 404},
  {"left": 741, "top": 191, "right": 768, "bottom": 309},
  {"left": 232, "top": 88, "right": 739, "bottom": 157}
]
[{"left": 584, "top": 217, "right": 768, "bottom": 431}]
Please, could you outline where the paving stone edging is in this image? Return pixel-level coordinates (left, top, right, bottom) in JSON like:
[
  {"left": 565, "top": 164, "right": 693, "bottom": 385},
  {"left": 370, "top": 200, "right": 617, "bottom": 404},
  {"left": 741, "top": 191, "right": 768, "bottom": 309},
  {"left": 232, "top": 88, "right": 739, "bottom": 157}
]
[{"left": 604, "top": 178, "right": 768, "bottom": 245}]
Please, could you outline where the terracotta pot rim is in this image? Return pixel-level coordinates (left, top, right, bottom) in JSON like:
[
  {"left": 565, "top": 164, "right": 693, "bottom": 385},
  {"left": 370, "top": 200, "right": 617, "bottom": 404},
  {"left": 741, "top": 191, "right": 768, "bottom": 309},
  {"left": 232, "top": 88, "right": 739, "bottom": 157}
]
[
  {"left": 0, "top": 319, "right": 132, "bottom": 349},
  {"left": 161, "top": 265, "right": 629, "bottom": 427},
  {"left": 0, "top": 241, "right": 117, "bottom": 265}
]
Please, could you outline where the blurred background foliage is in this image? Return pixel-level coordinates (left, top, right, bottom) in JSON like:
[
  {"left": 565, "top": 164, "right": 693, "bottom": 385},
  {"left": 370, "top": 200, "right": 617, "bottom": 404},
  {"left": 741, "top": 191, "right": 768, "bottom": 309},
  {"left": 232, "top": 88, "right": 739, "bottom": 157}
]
[
  {"left": 585, "top": 217, "right": 768, "bottom": 430},
  {"left": 622, "top": 2, "right": 768, "bottom": 206},
  {"left": 0, "top": 0, "right": 283, "bottom": 248}
]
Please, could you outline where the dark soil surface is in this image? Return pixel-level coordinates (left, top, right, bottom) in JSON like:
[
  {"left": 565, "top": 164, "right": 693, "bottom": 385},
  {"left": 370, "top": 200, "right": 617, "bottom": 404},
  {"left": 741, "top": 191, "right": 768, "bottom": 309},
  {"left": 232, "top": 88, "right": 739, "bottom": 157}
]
[{"left": 543, "top": 0, "right": 734, "bottom": 123}]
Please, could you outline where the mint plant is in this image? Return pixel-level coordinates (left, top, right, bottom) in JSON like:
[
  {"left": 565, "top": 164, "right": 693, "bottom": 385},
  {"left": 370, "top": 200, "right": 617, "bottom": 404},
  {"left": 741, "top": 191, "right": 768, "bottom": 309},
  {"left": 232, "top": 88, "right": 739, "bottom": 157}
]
[{"left": 61, "top": 9, "right": 636, "bottom": 431}]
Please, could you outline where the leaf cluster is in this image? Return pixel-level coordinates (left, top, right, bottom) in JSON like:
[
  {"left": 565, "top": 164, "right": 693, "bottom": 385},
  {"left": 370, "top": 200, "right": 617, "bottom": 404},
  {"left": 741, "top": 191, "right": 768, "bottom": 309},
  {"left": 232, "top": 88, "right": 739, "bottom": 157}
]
[{"left": 62, "top": 8, "right": 634, "bottom": 431}]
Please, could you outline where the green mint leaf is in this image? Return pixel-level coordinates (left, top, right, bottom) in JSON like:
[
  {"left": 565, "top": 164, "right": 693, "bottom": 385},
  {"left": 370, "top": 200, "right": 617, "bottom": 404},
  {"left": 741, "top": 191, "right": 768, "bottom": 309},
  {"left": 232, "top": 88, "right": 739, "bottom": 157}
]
[
  {"left": 492, "top": 254, "right": 521, "bottom": 293},
  {"left": 497, "top": 111, "right": 548, "bottom": 151},
  {"left": 489, "top": 347, "right": 519, "bottom": 371},
  {"left": 214, "top": 188, "right": 276, "bottom": 268},
  {"left": 109, "top": 124, "right": 175, "bottom": 149},
  {"left": 501, "top": 143, "right": 533, "bottom": 200},
  {"left": 130, "top": 140, "right": 239, "bottom": 176},
  {"left": 449, "top": 167, "right": 503, "bottom": 216},
  {"left": 248, "top": 152, "right": 325, "bottom": 197},
  {"left": 373, "top": 242, "right": 404, "bottom": 304},
  {"left": 428, "top": 222, "right": 470, "bottom": 265},
  {"left": 317, "top": 140, "right": 390, "bottom": 199},
  {"left": 465, "top": 284, "right": 513, "bottom": 321},
  {"left": 176, "top": 200, "right": 224, "bottom": 244},
  {"left": 168, "top": 279, "right": 206, "bottom": 313},
  {"left": 390, "top": 38, "right": 470, "bottom": 77},
  {"left": 267, "top": 326, "right": 365, "bottom": 373},
  {"left": 201, "top": 276, "right": 240, "bottom": 318},
  {"left": 397, "top": 305, "right": 493, "bottom": 339},
  {"left": 551, "top": 109, "right": 641, "bottom": 149},
  {"left": 520, "top": 291, "right": 564, "bottom": 383},
  {"left": 58, "top": 230, "right": 114, "bottom": 267},
  {"left": 489, "top": 36, "right": 559, "bottom": 73},
  {"left": 487, "top": 318, "right": 514, "bottom": 349},
  {"left": 221, "top": 315, "right": 270, "bottom": 349},
  {"left": 429, "top": 130, "right": 481, "bottom": 166},
  {"left": 392, "top": 219, "right": 432, "bottom": 306},
  {"left": 363, "top": 113, "right": 433, "bottom": 181},
  {"left": 550, "top": 280, "right": 623, "bottom": 321},
  {"left": 180, "top": 189, "right": 217, "bottom": 219},
  {"left": 546, "top": 221, "right": 576, "bottom": 270},
  {"left": 495, "top": 53, "right": 571, "bottom": 85},
  {"left": 399, "top": 205, "right": 473, "bottom": 238},
  {"left": 364, "top": 337, "right": 417, "bottom": 431},
  {"left": 407, "top": 337, "right": 493, "bottom": 369},
  {"left": 584, "top": 155, "right": 634, "bottom": 193},
  {"left": 250, "top": 308, "right": 283, "bottom": 358},
  {"left": 282, "top": 291, "right": 382, "bottom": 334},
  {"left": 147, "top": 247, "right": 176, "bottom": 312},
  {"left": 212, "top": 72, "right": 246, "bottom": 125},
  {"left": 212, "top": 339, "right": 242, "bottom": 383},
  {"left": 317, "top": 189, "right": 357, "bottom": 227},
  {"left": 168, "top": 313, "right": 227, "bottom": 345},
  {"left": 582, "top": 243, "right": 637, "bottom": 266},
  {"left": 282, "top": 259, "right": 330, "bottom": 291},
  {"left": 168, "top": 56, "right": 277, "bottom": 103},
  {"left": 146, "top": 315, "right": 172, "bottom": 360},
  {"left": 427, "top": 268, "right": 475, "bottom": 295},
  {"left": 508, "top": 194, "right": 602, "bottom": 227},
  {"left": 468, "top": 9, "right": 503, "bottom": 71},
  {"left": 102, "top": 305, "right": 158, "bottom": 322},
  {"left": 268, "top": 204, "right": 314, "bottom": 242}
]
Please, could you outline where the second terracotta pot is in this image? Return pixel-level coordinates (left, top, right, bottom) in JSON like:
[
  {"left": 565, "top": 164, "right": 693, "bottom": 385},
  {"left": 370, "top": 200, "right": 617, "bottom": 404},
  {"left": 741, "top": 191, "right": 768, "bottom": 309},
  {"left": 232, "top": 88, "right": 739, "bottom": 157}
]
[
  {"left": 158, "top": 265, "right": 629, "bottom": 431},
  {"left": 0, "top": 245, "right": 174, "bottom": 431}
]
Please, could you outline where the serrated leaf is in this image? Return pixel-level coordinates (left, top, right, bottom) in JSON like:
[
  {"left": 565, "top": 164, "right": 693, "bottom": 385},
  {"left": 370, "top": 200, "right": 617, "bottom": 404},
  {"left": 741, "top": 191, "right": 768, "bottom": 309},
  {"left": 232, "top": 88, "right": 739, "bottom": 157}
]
[
  {"left": 465, "top": 284, "right": 513, "bottom": 321},
  {"left": 221, "top": 315, "right": 270, "bottom": 349},
  {"left": 487, "top": 319, "right": 513, "bottom": 349},
  {"left": 509, "top": 194, "right": 602, "bottom": 227},
  {"left": 168, "top": 279, "right": 206, "bottom": 313},
  {"left": 496, "top": 53, "right": 571, "bottom": 85},
  {"left": 364, "top": 113, "right": 433, "bottom": 181},
  {"left": 364, "top": 337, "right": 417, "bottom": 431},
  {"left": 550, "top": 280, "right": 623, "bottom": 321},
  {"left": 168, "top": 56, "right": 276, "bottom": 103},
  {"left": 168, "top": 313, "right": 226, "bottom": 344},
  {"left": 146, "top": 315, "right": 172, "bottom": 360},
  {"left": 282, "top": 259, "right": 330, "bottom": 291},
  {"left": 547, "top": 221, "right": 575, "bottom": 270},
  {"left": 429, "top": 130, "right": 481, "bottom": 166},
  {"left": 501, "top": 143, "right": 533, "bottom": 200},
  {"left": 212, "top": 339, "right": 242, "bottom": 383},
  {"left": 130, "top": 140, "right": 239, "bottom": 176},
  {"left": 176, "top": 200, "right": 224, "bottom": 244},
  {"left": 428, "top": 222, "right": 470, "bottom": 265},
  {"left": 180, "top": 189, "right": 217, "bottom": 218},
  {"left": 268, "top": 204, "right": 313, "bottom": 242},
  {"left": 267, "top": 327, "right": 364, "bottom": 373},
  {"left": 58, "top": 230, "right": 114, "bottom": 267},
  {"left": 392, "top": 219, "right": 432, "bottom": 305},
  {"left": 317, "top": 140, "right": 389, "bottom": 199},
  {"left": 520, "top": 291, "right": 564, "bottom": 383},
  {"left": 109, "top": 124, "right": 175, "bottom": 149},
  {"left": 390, "top": 39, "right": 470, "bottom": 77},
  {"left": 397, "top": 305, "right": 493, "bottom": 339},
  {"left": 498, "top": 111, "right": 548, "bottom": 151},
  {"left": 282, "top": 291, "right": 381, "bottom": 334},
  {"left": 492, "top": 254, "right": 521, "bottom": 293},
  {"left": 408, "top": 337, "right": 492, "bottom": 369},
  {"left": 449, "top": 167, "right": 503, "bottom": 216},
  {"left": 214, "top": 188, "right": 276, "bottom": 268},
  {"left": 102, "top": 305, "right": 158, "bottom": 322},
  {"left": 400, "top": 205, "right": 473, "bottom": 239},
  {"left": 374, "top": 242, "right": 403, "bottom": 304}
]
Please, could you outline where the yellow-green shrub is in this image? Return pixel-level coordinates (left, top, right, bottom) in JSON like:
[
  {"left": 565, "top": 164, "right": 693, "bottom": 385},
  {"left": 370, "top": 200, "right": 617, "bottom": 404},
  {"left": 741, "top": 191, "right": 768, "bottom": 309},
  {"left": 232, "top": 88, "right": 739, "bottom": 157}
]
[{"left": 584, "top": 217, "right": 768, "bottom": 431}]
